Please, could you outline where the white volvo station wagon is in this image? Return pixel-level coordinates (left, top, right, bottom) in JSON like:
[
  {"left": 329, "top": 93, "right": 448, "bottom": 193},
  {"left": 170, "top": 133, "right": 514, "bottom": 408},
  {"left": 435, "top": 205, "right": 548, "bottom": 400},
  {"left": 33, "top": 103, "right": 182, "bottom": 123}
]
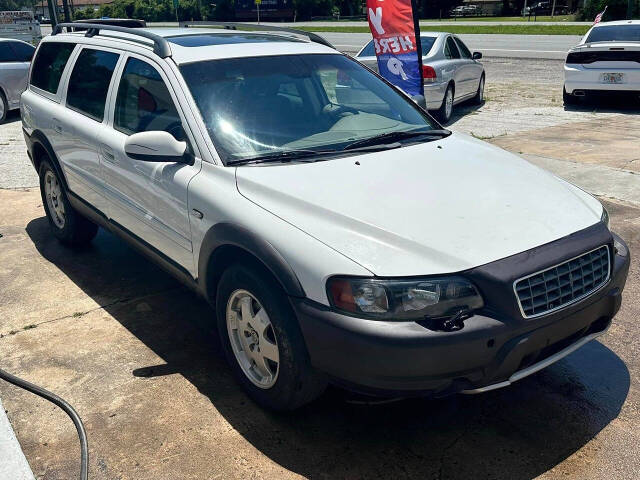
[{"left": 22, "top": 23, "right": 629, "bottom": 410}]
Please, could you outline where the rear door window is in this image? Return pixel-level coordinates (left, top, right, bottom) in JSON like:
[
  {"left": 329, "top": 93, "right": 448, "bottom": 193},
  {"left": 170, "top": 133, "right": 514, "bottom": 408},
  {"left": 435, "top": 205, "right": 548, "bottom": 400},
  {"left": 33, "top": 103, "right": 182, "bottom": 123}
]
[
  {"left": 444, "top": 37, "right": 461, "bottom": 59},
  {"left": 30, "top": 42, "right": 75, "bottom": 94},
  {"left": 66, "top": 48, "right": 119, "bottom": 122},
  {"left": 114, "top": 57, "right": 184, "bottom": 140}
]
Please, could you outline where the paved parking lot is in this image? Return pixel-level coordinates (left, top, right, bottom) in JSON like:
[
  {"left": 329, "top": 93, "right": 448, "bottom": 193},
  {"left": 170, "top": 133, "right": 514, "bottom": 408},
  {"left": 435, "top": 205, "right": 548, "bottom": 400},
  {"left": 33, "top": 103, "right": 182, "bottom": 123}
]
[{"left": 1, "top": 56, "right": 639, "bottom": 479}]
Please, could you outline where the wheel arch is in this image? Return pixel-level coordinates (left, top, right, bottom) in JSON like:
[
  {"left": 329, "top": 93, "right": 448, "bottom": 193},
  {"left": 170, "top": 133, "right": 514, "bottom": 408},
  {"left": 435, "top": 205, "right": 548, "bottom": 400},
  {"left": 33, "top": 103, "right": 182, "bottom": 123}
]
[
  {"left": 29, "top": 129, "right": 68, "bottom": 190},
  {"left": 198, "top": 223, "right": 306, "bottom": 305}
]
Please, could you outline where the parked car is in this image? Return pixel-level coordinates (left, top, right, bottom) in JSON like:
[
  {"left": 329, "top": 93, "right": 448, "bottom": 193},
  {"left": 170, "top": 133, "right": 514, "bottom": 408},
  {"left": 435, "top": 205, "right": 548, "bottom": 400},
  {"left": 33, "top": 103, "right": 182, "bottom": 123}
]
[
  {"left": 564, "top": 20, "right": 640, "bottom": 104},
  {"left": 355, "top": 33, "right": 485, "bottom": 123},
  {"left": 525, "top": 2, "right": 569, "bottom": 15},
  {"left": 0, "top": 38, "right": 35, "bottom": 123},
  {"left": 22, "top": 23, "right": 629, "bottom": 411}
]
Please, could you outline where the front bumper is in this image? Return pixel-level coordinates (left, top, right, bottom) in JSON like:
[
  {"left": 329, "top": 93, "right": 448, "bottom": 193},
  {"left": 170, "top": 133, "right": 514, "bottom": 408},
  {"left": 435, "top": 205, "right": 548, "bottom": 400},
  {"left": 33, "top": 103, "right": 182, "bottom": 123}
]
[{"left": 294, "top": 224, "right": 630, "bottom": 397}]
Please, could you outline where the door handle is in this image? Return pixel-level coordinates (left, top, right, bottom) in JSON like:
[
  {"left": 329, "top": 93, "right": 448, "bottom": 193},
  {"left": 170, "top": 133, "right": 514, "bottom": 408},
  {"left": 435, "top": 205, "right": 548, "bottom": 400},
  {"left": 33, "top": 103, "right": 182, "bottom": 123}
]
[
  {"left": 52, "top": 118, "right": 63, "bottom": 133},
  {"left": 101, "top": 144, "right": 117, "bottom": 164}
]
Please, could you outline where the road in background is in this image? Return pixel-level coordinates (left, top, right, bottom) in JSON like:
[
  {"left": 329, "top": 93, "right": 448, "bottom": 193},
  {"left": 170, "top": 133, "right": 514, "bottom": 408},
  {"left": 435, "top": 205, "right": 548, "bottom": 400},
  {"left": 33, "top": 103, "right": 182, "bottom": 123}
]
[{"left": 321, "top": 31, "right": 579, "bottom": 58}]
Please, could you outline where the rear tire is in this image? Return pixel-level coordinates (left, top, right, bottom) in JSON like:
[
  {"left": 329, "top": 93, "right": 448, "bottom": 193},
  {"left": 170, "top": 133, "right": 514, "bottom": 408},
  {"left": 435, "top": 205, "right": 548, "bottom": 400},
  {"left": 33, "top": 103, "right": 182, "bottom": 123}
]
[
  {"left": 216, "top": 263, "right": 327, "bottom": 410},
  {"left": 39, "top": 159, "right": 98, "bottom": 246},
  {"left": 0, "top": 91, "right": 7, "bottom": 124},
  {"left": 437, "top": 84, "right": 454, "bottom": 124}
]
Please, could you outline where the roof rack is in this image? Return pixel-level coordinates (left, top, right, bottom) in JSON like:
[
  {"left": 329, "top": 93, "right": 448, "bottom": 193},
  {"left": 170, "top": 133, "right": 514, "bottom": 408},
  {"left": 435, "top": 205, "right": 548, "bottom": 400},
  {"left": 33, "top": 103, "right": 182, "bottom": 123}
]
[
  {"left": 178, "top": 21, "right": 335, "bottom": 49},
  {"left": 52, "top": 22, "right": 172, "bottom": 58}
]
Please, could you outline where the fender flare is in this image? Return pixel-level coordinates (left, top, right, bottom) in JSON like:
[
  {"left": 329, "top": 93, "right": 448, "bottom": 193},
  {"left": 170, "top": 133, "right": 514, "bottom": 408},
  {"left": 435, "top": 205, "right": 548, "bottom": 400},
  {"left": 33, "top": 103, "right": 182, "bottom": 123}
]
[
  {"left": 198, "top": 222, "right": 305, "bottom": 299},
  {"left": 29, "top": 129, "right": 69, "bottom": 190}
]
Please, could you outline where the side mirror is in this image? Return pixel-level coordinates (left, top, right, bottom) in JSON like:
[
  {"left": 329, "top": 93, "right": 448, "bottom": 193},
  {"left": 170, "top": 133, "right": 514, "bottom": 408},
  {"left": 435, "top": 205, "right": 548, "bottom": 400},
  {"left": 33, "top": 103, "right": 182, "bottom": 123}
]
[
  {"left": 124, "top": 131, "right": 187, "bottom": 163},
  {"left": 411, "top": 94, "right": 427, "bottom": 110},
  {"left": 473, "top": 52, "right": 483, "bottom": 60}
]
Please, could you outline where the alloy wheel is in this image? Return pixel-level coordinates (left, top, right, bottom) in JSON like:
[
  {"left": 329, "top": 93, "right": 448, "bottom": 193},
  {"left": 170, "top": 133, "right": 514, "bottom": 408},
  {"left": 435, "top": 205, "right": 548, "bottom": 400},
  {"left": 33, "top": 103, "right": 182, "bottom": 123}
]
[
  {"left": 44, "top": 170, "right": 65, "bottom": 229},
  {"left": 226, "top": 289, "right": 280, "bottom": 389}
]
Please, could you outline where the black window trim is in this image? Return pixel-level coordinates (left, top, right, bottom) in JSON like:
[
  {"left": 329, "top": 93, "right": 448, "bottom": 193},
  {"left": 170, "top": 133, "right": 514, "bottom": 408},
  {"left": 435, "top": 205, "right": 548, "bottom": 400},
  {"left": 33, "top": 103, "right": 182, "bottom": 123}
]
[
  {"left": 63, "top": 44, "right": 122, "bottom": 123},
  {"left": 29, "top": 41, "right": 78, "bottom": 103}
]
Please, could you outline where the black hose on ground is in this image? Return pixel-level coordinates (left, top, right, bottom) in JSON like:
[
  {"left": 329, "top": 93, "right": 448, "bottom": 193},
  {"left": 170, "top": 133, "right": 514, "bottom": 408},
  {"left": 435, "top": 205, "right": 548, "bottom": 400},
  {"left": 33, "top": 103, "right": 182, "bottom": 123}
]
[{"left": 0, "top": 367, "right": 88, "bottom": 480}]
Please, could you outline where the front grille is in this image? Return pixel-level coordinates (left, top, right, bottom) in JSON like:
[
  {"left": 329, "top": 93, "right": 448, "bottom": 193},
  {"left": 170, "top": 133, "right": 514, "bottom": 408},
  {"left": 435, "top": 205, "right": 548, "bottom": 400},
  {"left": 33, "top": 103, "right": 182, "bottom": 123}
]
[{"left": 514, "top": 246, "right": 610, "bottom": 318}]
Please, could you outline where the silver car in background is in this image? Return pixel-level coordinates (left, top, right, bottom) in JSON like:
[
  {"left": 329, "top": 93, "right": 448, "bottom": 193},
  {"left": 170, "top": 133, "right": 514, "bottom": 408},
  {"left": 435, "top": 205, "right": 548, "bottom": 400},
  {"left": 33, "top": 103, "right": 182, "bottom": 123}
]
[
  {"left": 0, "top": 38, "right": 35, "bottom": 123},
  {"left": 355, "top": 32, "right": 485, "bottom": 123}
]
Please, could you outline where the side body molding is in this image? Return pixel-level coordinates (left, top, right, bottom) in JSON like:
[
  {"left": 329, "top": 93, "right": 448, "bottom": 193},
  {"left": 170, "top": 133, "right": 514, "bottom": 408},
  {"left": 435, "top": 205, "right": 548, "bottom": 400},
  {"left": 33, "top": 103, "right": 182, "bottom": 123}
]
[{"left": 198, "top": 223, "right": 306, "bottom": 299}]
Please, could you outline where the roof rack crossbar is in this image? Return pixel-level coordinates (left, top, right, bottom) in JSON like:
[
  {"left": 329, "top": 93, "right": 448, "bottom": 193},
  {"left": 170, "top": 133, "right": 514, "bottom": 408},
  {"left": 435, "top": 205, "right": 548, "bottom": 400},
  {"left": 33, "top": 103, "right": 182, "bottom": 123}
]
[
  {"left": 52, "top": 22, "right": 172, "bottom": 58},
  {"left": 177, "top": 21, "right": 335, "bottom": 49}
]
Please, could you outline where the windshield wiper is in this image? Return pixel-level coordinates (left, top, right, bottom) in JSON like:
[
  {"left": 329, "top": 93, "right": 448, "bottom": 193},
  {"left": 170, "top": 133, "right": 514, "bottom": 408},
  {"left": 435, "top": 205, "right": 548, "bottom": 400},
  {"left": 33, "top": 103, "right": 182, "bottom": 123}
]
[
  {"left": 226, "top": 149, "right": 338, "bottom": 166},
  {"left": 343, "top": 129, "right": 451, "bottom": 151}
]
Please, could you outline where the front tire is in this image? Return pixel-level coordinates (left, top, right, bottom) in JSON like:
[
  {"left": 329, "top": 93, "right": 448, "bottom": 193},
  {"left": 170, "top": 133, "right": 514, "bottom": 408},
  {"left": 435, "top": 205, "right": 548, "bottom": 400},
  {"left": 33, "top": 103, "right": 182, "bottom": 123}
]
[
  {"left": 472, "top": 74, "right": 485, "bottom": 105},
  {"left": 437, "top": 84, "right": 454, "bottom": 124},
  {"left": 39, "top": 159, "right": 98, "bottom": 246},
  {"left": 216, "top": 263, "right": 326, "bottom": 410}
]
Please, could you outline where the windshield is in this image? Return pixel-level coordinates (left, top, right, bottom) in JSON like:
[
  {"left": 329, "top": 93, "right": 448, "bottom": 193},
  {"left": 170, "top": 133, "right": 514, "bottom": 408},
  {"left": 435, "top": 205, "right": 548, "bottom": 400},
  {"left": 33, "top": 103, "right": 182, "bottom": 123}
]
[
  {"left": 586, "top": 25, "right": 640, "bottom": 43},
  {"left": 180, "top": 54, "right": 438, "bottom": 163}
]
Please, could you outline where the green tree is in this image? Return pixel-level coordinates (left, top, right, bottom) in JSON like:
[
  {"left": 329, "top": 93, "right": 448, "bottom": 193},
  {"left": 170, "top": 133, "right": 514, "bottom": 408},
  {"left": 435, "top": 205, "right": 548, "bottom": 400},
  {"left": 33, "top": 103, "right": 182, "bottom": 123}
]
[{"left": 580, "top": 0, "right": 638, "bottom": 20}]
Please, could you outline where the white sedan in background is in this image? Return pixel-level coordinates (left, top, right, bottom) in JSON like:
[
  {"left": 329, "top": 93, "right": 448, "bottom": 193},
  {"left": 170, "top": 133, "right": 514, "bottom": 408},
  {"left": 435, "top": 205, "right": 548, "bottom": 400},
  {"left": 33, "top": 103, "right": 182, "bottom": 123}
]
[
  {"left": 564, "top": 20, "right": 640, "bottom": 104},
  {"left": 355, "top": 32, "right": 485, "bottom": 123}
]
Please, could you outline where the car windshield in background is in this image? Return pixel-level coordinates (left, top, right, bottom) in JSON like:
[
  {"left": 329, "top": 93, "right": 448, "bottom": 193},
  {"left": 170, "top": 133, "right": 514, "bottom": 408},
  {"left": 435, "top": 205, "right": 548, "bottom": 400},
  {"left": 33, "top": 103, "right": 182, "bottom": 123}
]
[
  {"left": 586, "top": 25, "right": 640, "bottom": 43},
  {"left": 180, "top": 54, "right": 438, "bottom": 164},
  {"left": 359, "top": 36, "right": 437, "bottom": 57}
]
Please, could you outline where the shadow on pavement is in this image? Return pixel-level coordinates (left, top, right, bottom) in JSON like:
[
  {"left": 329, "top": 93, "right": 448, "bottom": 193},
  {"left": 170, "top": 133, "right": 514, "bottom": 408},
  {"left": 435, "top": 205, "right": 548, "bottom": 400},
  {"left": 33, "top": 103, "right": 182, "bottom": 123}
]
[
  {"left": 26, "top": 216, "right": 630, "bottom": 480},
  {"left": 2, "top": 110, "right": 21, "bottom": 125},
  {"left": 563, "top": 94, "right": 640, "bottom": 114}
]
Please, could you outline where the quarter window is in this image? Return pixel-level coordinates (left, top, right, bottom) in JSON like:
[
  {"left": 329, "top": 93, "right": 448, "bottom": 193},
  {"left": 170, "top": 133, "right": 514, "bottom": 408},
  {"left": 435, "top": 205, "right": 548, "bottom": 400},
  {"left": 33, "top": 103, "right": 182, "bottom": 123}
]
[
  {"left": 114, "top": 57, "right": 184, "bottom": 140},
  {"left": 30, "top": 42, "right": 75, "bottom": 94},
  {"left": 444, "top": 37, "right": 461, "bottom": 59},
  {"left": 66, "top": 48, "right": 119, "bottom": 122}
]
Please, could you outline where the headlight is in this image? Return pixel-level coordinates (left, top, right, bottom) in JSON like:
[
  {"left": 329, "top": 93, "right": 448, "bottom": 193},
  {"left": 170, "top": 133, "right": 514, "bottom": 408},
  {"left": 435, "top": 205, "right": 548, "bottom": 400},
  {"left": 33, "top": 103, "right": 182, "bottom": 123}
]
[
  {"left": 327, "top": 276, "right": 484, "bottom": 320},
  {"left": 601, "top": 206, "right": 610, "bottom": 229}
]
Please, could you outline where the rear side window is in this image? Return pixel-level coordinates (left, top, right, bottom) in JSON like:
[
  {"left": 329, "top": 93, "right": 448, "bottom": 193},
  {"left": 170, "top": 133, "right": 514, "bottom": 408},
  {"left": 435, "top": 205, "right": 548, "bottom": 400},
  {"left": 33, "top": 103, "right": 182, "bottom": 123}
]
[
  {"left": 445, "top": 37, "right": 461, "bottom": 59},
  {"left": 30, "top": 42, "right": 75, "bottom": 94},
  {"left": 114, "top": 57, "right": 184, "bottom": 140},
  {"left": 11, "top": 41, "right": 36, "bottom": 61},
  {"left": 66, "top": 48, "right": 119, "bottom": 122},
  {"left": 358, "top": 41, "right": 375, "bottom": 57}
]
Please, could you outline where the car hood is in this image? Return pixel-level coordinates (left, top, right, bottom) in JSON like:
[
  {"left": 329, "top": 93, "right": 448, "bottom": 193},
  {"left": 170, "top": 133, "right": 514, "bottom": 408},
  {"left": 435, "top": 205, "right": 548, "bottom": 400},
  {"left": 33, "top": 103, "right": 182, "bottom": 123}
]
[{"left": 235, "top": 133, "right": 603, "bottom": 277}]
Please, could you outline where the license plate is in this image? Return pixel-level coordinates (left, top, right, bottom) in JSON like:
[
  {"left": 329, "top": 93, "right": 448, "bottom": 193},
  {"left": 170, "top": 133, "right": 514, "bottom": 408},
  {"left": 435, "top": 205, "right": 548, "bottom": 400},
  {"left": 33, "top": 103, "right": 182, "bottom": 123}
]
[{"left": 602, "top": 73, "right": 624, "bottom": 84}]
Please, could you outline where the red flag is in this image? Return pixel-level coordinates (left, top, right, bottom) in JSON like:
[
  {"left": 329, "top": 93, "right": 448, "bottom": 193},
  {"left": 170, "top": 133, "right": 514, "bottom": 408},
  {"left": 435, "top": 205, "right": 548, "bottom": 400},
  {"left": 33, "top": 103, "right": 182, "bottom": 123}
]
[{"left": 366, "top": 0, "right": 423, "bottom": 96}]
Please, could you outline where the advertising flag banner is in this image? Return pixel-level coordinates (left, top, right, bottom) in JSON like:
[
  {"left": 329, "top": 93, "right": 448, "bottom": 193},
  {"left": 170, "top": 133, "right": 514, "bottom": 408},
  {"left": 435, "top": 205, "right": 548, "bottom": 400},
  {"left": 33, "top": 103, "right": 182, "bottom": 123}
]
[{"left": 366, "top": 0, "right": 423, "bottom": 96}]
